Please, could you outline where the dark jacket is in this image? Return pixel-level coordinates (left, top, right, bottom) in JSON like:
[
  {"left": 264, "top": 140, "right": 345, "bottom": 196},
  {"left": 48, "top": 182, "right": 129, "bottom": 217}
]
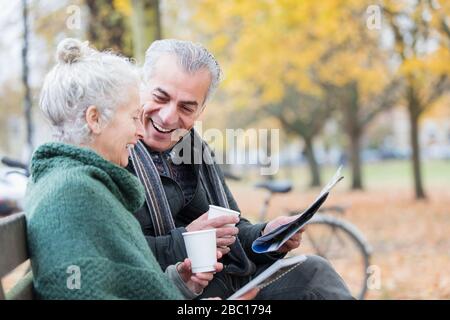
[{"left": 128, "top": 142, "right": 283, "bottom": 275}]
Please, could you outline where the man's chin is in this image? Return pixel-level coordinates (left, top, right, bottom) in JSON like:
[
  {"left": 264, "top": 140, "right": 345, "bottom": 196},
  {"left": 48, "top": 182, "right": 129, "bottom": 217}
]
[
  {"left": 172, "top": 128, "right": 191, "bottom": 141},
  {"left": 142, "top": 135, "right": 174, "bottom": 152}
]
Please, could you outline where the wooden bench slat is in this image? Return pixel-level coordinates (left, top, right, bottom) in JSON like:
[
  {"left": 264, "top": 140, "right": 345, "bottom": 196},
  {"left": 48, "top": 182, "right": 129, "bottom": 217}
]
[
  {"left": 0, "top": 285, "right": 5, "bottom": 299},
  {"left": 0, "top": 212, "right": 29, "bottom": 278},
  {"left": 5, "top": 271, "right": 34, "bottom": 300}
]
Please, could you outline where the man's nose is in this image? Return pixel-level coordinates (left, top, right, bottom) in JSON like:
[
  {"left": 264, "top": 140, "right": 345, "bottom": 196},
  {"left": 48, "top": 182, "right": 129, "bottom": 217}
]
[{"left": 159, "top": 103, "right": 179, "bottom": 126}]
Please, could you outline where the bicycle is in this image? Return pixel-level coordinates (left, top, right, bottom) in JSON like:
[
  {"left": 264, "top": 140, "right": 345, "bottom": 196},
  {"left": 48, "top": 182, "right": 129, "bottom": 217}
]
[
  {"left": 0, "top": 157, "right": 29, "bottom": 216},
  {"left": 253, "top": 179, "right": 372, "bottom": 300}
]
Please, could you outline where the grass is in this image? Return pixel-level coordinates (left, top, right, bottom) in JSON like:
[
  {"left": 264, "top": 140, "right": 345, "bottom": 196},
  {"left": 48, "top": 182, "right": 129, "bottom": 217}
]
[
  {"left": 362, "top": 159, "right": 450, "bottom": 189},
  {"left": 248, "top": 159, "right": 450, "bottom": 191}
]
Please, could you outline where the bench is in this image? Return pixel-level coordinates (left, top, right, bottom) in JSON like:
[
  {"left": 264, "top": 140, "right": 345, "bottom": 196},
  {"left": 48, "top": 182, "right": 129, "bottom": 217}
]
[{"left": 0, "top": 212, "right": 34, "bottom": 300}]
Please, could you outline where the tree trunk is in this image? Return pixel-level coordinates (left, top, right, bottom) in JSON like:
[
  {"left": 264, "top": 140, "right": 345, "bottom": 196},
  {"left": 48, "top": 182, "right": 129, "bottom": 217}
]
[
  {"left": 303, "top": 137, "right": 321, "bottom": 187},
  {"left": 86, "top": 0, "right": 131, "bottom": 56},
  {"left": 152, "top": 0, "right": 162, "bottom": 40},
  {"left": 131, "top": 0, "right": 161, "bottom": 62},
  {"left": 350, "top": 130, "right": 363, "bottom": 190},
  {"left": 346, "top": 82, "right": 363, "bottom": 190},
  {"left": 407, "top": 86, "right": 427, "bottom": 199},
  {"left": 22, "top": 0, "right": 33, "bottom": 160}
]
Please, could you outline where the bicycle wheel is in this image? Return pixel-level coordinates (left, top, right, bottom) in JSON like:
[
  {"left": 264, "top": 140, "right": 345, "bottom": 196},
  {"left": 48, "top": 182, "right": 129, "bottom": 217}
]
[{"left": 287, "top": 214, "right": 372, "bottom": 300}]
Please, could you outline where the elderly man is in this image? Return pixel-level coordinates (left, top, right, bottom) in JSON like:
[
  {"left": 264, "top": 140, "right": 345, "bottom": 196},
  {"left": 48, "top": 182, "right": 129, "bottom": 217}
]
[{"left": 127, "top": 39, "right": 353, "bottom": 299}]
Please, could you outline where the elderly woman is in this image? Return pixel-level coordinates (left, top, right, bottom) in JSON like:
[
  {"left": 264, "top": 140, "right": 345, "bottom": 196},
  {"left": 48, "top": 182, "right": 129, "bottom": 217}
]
[{"left": 25, "top": 38, "right": 221, "bottom": 299}]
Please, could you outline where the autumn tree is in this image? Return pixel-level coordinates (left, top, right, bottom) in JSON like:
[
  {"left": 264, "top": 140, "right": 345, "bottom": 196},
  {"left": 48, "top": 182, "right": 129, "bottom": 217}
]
[
  {"left": 316, "top": 78, "right": 402, "bottom": 189},
  {"left": 85, "top": 0, "right": 133, "bottom": 56},
  {"left": 185, "top": 1, "right": 342, "bottom": 184},
  {"left": 85, "top": 0, "right": 161, "bottom": 61},
  {"left": 188, "top": 0, "right": 401, "bottom": 189},
  {"left": 264, "top": 88, "right": 334, "bottom": 186},
  {"left": 383, "top": 0, "right": 450, "bottom": 199},
  {"left": 129, "top": 0, "right": 161, "bottom": 62}
]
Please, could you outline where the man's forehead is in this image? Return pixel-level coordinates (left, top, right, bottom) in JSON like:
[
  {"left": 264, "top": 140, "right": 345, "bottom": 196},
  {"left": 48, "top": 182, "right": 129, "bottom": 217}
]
[
  {"left": 140, "top": 81, "right": 198, "bottom": 96},
  {"left": 142, "top": 77, "right": 210, "bottom": 103},
  {"left": 139, "top": 82, "right": 204, "bottom": 105}
]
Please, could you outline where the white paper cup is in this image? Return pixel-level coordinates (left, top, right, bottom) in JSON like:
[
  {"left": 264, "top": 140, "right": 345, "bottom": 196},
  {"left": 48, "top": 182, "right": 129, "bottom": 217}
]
[
  {"left": 208, "top": 205, "right": 240, "bottom": 227},
  {"left": 182, "top": 229, "right": 217, "bottom": 273}
]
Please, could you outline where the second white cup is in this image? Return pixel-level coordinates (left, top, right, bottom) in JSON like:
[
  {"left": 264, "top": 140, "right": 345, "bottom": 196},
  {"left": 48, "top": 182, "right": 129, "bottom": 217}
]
[{"left": 208, "top": 205, "right": 240, "bottom": 227}]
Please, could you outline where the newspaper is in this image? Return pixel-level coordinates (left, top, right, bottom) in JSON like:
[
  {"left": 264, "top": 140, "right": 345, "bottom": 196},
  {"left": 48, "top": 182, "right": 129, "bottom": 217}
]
[
  {"left": 227, "top": 255, "right": 308, "bottom": 299},
  {"left": 252, "top": 166, "right": 344, "bottom": 254}
]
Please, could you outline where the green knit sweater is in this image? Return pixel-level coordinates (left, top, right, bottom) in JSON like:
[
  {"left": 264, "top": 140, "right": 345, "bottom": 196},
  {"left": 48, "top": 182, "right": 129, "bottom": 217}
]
[{"left": 25, "top": 142, "right": 183, "bottom": 300}]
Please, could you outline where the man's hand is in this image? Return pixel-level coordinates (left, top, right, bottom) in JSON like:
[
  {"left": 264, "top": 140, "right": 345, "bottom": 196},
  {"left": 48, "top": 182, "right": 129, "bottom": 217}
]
[
  {"left": 233, "top": 288, "right": 260, "bottom": 300},
  {"left": 177, "top": 251, "right": 224, "bottom": 295},
  {"left": 186, "top": 212, "right": 240, "bottom": 255},
  {"left": 262, "top": 216, "right": 306, "bottom": 254}
]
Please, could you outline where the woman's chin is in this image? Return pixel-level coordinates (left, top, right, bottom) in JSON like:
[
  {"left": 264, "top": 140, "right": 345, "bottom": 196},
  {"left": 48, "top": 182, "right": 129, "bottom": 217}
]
[{"left": 123, "top": 152, "right": 131, "bottom": 167}]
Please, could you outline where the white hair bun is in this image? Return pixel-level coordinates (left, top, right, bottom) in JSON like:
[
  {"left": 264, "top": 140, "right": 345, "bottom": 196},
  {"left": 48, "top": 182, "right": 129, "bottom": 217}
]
[{"left": 56, "top": 38, "right": 88, "bottom": 64}]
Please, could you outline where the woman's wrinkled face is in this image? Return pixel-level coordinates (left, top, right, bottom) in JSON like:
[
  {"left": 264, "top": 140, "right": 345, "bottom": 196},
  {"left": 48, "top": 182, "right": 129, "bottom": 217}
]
[
  {"left": 90, "top": 87, "right": 144, "bottom": 167},
  {"left": 140, "top": 54, "right": 211, "bottom": 152}
]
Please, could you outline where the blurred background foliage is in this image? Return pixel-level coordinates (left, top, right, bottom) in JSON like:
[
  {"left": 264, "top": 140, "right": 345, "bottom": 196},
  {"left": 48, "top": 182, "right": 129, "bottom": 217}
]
[{"left": 0, "top": 0, "right": 449, "bottom": 198}]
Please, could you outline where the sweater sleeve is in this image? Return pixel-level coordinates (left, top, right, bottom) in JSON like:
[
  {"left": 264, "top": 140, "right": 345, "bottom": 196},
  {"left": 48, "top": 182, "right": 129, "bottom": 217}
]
[
  {"left": 165, "top": 263, "right": 201, "bottom": 300},
  {"left": 143, "top": 227, "right": 189, "bottom": 271}
]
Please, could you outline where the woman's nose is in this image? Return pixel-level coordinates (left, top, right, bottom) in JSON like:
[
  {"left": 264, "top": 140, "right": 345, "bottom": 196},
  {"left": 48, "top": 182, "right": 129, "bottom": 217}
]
[{"left": 159, "top": 103, "right": 179, "bottom": 125}]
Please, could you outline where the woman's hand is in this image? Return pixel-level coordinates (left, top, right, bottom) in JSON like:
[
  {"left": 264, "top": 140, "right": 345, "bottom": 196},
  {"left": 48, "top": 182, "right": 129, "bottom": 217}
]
[{"left": 177, "top": 251, "right": 223, "bottom": 294}]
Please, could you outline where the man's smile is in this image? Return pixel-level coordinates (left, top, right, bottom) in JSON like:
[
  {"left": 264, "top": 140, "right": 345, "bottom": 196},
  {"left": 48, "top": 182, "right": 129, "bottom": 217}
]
[{"left": 149, "top": 118, "right": 177, "bottom": 134}]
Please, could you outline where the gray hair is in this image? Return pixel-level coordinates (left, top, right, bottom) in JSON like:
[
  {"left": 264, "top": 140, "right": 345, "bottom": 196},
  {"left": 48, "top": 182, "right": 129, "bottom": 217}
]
[
  {"left": 142, "top": 39, "right": 222, "bottom": 103},
  {"left": 40, "top": 38, "right": 140, "bottom": 145}
]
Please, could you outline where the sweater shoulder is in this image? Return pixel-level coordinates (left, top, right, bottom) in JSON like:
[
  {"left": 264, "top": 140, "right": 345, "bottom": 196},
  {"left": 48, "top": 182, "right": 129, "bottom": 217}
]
[
  {"left": 25, "top": 165, "right": 117, "bottom": 224},
  {"left": 29, "top": 165, "right": 109, "bottom": 200},
  {"left": 43, "top": 164, "right": 105, "bottom": 186}
]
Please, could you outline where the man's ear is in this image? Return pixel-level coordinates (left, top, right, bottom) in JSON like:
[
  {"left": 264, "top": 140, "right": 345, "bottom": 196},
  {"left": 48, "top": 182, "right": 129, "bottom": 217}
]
[
  {"left": 85, "top": 105, "right": 102, "bottom": 134},
  {"left": 199, "top": 103, "right": 207, "bottom": 116},
  {"left": 140, "top": 106, "right": 146, "bottom": 124}
]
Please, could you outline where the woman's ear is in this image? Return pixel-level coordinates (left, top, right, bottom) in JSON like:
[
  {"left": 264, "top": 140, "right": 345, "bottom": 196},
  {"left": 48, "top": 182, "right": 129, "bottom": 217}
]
[{"left": 85, "top": 105, "right": 101, "bottom": 134}]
